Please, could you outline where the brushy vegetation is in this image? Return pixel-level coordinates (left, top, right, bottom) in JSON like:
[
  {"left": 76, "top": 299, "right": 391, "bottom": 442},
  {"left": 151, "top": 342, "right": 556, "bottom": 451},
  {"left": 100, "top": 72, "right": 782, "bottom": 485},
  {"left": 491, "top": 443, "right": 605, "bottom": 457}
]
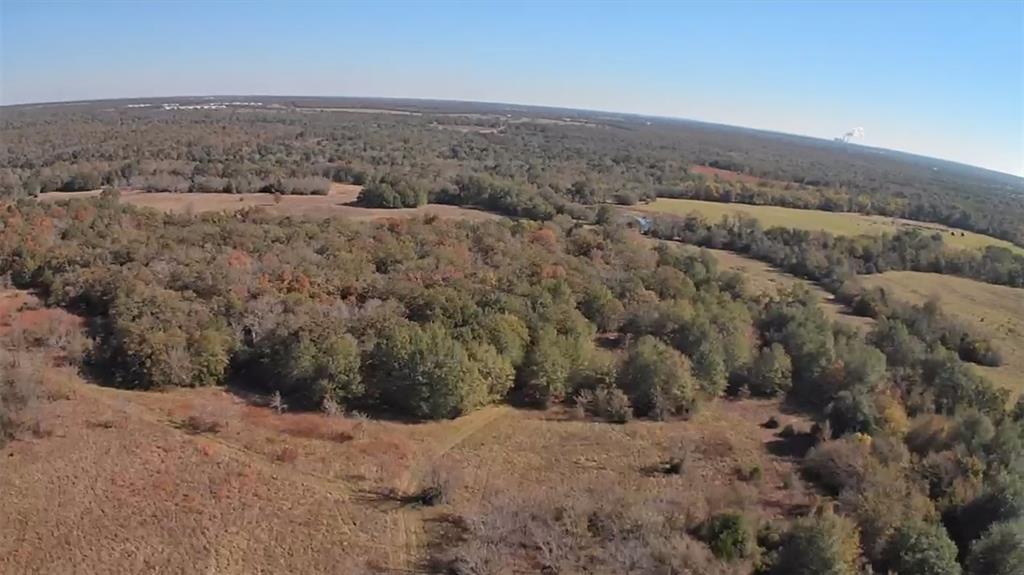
[{"left": 0, "top": 347, "right": 42, "bottom": 446}]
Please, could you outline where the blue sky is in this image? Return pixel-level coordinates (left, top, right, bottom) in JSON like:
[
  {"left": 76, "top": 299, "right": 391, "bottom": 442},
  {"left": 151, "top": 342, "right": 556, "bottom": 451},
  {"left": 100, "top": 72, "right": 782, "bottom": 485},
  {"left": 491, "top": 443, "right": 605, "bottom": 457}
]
[{"left": 2, "top": 1, "right": 1022, "bottom": 176}]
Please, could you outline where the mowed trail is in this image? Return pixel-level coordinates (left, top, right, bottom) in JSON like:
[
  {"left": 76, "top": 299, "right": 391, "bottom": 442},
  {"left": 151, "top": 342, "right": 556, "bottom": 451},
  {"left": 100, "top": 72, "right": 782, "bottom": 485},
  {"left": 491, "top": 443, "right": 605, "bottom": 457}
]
[{"left": 392, "top": 406, "right": 511, "bottom": 572}]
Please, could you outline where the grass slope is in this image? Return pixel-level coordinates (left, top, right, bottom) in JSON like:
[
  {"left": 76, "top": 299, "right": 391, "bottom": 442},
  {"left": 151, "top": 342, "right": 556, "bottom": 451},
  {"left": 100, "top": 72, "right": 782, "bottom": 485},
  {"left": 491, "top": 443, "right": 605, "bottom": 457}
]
[
  {"left": 707, "top": 248, "right": 873, "bottom": 332},
  {"left": 639, "top": 198, "right": 1024, "bottom": 254},
  {"left": 859, "top": 271, "right": 1024, "bottom": 397}
]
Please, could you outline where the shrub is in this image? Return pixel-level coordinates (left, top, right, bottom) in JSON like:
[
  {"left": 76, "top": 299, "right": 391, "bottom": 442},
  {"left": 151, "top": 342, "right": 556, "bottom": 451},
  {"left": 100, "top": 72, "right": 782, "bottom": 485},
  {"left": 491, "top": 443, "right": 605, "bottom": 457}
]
[
  {"left": 737, "top": 464, "right": 763, "bottom": 483},
  {"left": 770, "top": 510, "right": 862, "bottom": 575},
  {"left": 182, "top": 413, "right": 224, "bottom": 434},
  {"left": 0, "top": 350, "right": 43, "bottom": 446},
  {"left": 967, "top": 519, "right": 1024, "bottom": 575},
  {"left": 618, "top": 335, "right": 696, "bottom": 419},
  {"left": 700, "top": 512, "right": 755, "bottom": 560},
  {"left": 957, "top": 335, "right": 1003, "bottom": 367},
  {"left": 276, "top": 445, "right": 299, "bottom": 463},
  {"left": 882, "top": 521, "right": 961, "bottom": 575},
  {"left": 574, "top": 385, "right": 633, "bottom": 423},
  {"left": 60, "top": 329, "right": 91, "bottom": 367},
  {"left": 411, "top": 462, "right": 462, "bottom": 506},
  {"left": 802, "top": 436, "right": 873, "bottom": 495}
]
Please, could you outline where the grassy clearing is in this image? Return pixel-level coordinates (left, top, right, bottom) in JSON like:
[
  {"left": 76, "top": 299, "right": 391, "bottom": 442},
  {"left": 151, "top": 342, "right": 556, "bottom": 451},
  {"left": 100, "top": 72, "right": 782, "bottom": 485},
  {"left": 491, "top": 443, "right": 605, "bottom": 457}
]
[
  {"left": 0, "top": 290, "right": 814, "bottom": 573},
  {"left": 2, "top": 379, "right": 813, "bottom": 573},
  {"left": 639, "top": 198, "right": 1024, "bottom": 254},
  {"left": 707, "top": 248, "right": 873, "bottom": 332},
  {"left": 37, "top": 184, "right": 501, "bottom": 222},
  {"left": 645, "top": 239, "right": 870, "bottom": 332},
  {"left": 859, "top": 271, "right": 1024, "bottom": 397}
]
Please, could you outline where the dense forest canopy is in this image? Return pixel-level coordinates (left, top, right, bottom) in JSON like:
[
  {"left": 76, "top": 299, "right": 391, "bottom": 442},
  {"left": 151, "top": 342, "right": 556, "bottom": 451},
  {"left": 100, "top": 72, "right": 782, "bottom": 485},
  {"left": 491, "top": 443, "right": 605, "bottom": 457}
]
[{"left": 2, "top": 96, "right": 1023, "bottom": 246}]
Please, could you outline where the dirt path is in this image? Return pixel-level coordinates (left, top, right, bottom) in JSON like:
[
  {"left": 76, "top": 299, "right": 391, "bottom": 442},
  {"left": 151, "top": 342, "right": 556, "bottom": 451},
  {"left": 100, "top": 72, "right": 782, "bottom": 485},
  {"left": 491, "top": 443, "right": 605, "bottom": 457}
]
[{"left": 392, "top": 406, "right": 511, "bottom": 572}]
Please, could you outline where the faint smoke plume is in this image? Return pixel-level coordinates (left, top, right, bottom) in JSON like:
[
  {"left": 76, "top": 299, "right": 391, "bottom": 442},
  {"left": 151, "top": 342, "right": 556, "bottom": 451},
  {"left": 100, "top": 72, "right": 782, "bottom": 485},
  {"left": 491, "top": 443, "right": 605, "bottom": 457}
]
[{"left": 837, "top": 127, "right": 865, "bottom": 143}]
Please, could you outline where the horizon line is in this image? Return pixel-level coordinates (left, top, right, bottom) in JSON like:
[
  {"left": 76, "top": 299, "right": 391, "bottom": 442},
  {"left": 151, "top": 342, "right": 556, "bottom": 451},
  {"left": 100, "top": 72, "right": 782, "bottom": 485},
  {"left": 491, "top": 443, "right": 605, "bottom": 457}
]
[{"left": 4, "top": 92, "right": 1022, "bottom": 181}]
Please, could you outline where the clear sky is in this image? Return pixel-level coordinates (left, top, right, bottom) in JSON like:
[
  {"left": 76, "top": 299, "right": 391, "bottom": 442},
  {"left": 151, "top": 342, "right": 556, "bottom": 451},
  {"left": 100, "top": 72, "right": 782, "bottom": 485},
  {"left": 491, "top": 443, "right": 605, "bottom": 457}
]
[{"left": 2, "top": 1, "right": 1022, "bottom": 176}]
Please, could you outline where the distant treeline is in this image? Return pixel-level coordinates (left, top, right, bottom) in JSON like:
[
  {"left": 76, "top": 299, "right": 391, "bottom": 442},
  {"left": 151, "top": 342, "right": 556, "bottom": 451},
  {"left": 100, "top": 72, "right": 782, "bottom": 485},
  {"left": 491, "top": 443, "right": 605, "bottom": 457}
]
[{"left": 2, "top": 101, "right": 1022, "bottom": 245}]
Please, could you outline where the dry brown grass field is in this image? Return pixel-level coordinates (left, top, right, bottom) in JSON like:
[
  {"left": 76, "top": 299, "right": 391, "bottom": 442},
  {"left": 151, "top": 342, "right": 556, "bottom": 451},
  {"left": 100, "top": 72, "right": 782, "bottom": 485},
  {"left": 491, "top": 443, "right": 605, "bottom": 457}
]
[
  {"left": 859, "top": 271, "right": 1024, "bottom": 397},
  {"left": 0, "top": 290, "right": 817, "bottom": 574},
  {"left": 37, "top": 184, "right": 501, "bottom": 221}
]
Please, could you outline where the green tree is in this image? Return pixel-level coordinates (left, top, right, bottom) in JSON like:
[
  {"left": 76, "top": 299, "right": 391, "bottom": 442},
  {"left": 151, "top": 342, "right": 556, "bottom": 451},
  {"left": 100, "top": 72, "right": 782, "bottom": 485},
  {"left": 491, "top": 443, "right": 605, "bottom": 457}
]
[
  {"left": 883, "top": 521, "right": 961, "bottom": 575},
  {"left": 370, "top": 322, "right": 490, "bottom": 419},
  {"left": 967, "top": 519, "right": 1024, "bottom": 575},
  {"left": 253, "top": 325, "right": 362, "bottom": 409},
  {"left": 579, "top": 284, "right": 624, "bottom": 332},
  {"left": 770, "top": 511, "right": 862, "bottom": 575},
  {"left": 748, "top": 343, "right": 793, "bottom": 397},
  {"left": 826, "top": 389, "right": 880, "bottom": 437},
  {"left": 472, "top": 312, "right": 530, "bottom": 368},
  {"left": 520, "top": 326, "right": 573, "bottom": 406},
  {"left": 618, "top": 335, "right": 696, "bottom": 419}
]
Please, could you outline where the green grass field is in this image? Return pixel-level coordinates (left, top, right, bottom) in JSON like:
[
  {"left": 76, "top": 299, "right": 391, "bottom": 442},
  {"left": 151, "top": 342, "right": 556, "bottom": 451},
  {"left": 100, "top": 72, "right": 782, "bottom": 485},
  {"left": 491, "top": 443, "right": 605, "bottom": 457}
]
[{"left": 639, "top": 199, "right": 1024, "bottom": 254}]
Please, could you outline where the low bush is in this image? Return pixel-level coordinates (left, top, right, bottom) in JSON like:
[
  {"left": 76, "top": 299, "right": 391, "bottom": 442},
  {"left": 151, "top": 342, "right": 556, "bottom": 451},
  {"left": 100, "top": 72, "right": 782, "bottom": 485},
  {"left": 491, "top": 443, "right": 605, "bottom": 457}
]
[
  {"left": 0, "top": 349, "right": 43, "bottom": 446},
  {"left": 181, "top": 409, "right": 225, "bottom": 434},
  {"left": 802, "top": 436, "right": 873, "bottom": 495},
  {"left": 411, "top": 462, "right": 462, "bottom": 506},
  {"left": 574, "top": 385, "right": 633, "bottom": 423},
  {"left": 700, "top": 512, "right": 756, "bottom": 560}
]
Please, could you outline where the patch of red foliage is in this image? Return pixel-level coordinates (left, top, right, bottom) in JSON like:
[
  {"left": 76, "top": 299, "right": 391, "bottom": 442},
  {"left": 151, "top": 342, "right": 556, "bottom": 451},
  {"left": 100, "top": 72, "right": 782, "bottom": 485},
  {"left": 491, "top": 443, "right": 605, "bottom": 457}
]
[
  {"left": 0, "top": 291, "right": 83, "bottom": 337},
  {"left": 242, "top": 407, "right": 355, "bottom": 444}
]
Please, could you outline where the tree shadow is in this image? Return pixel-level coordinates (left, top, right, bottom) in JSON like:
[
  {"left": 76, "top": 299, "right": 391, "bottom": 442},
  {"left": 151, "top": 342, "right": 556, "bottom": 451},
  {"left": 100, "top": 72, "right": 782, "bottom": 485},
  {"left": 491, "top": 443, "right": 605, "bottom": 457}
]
[
  {"left": 352, "top": 486, "right": 445, "bottom": 508},
  {"left": 765, "top": 432, "right": 816, "bottom": 459}
]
